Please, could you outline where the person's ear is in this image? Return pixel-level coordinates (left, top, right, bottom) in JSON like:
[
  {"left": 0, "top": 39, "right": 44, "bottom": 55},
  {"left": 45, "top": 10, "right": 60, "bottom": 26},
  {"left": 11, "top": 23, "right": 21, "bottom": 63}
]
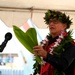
[{"left": 63, "top": 24, "right": 67, "bottom": 30}]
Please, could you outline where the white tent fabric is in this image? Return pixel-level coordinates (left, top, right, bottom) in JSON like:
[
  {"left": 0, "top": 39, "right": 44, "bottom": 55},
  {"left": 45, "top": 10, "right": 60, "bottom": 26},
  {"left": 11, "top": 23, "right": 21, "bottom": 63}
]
[
  {"left": 0, "top": 0, "right": 75, "bottom": 10},
  {"left": 0, "top": 0, "right": 75, "bottom": 29}
]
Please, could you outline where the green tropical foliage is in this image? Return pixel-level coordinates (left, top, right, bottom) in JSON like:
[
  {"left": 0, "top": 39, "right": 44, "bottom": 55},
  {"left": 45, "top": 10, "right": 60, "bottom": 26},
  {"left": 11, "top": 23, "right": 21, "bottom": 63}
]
[{"left": 13, "top": 25, "right": 42, "bottom": 64}]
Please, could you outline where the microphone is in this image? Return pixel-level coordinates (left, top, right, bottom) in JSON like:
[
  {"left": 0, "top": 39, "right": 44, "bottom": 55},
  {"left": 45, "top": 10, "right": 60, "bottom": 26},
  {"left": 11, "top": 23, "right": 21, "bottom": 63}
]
[{"left": 0, "top": 32, "right": 12, "bottom": 52}]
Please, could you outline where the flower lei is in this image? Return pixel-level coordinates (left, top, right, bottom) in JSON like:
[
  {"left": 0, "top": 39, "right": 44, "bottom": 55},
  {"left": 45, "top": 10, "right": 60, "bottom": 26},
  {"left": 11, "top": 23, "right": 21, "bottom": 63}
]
[
  {"left": 41, "top": 30, "right": 73, "bottom": 55},
  {"left": 40, "top": 30, "right": 73, "bottom": 75},
  {"left": 41, "top": 31, "right": 65, "bottom": 55}
]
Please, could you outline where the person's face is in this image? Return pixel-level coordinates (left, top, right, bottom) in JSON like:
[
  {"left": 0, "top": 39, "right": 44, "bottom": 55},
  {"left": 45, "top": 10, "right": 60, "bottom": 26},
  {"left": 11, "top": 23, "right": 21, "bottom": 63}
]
[{"left": 48, "top": 19, "right": 67, "bottom": 37}]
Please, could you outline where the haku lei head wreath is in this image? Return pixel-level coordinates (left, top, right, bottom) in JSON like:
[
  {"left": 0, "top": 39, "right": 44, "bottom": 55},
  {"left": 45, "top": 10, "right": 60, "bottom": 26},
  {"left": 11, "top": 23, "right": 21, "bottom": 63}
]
[{"left": 44, "top": 10, "right": 73, "bottom": 29}]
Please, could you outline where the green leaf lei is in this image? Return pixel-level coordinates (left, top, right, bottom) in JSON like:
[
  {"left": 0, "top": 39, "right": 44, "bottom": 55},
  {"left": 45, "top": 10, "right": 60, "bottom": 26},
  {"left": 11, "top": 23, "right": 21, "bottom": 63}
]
[{"left": 44, "top": 10, "right": 73, "bottom": 29}]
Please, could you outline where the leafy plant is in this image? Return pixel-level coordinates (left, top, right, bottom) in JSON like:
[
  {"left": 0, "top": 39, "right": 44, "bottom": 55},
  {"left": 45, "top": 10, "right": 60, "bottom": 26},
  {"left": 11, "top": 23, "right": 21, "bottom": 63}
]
[{"left": 13, "top": 25, "right": 42, "bottom": 64}]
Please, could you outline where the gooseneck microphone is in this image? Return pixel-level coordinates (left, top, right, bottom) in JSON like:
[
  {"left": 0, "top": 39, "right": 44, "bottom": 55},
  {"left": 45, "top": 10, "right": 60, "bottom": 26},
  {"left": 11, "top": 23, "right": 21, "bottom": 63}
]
[{"left": 0, "top": 32, "right": 12, "bottom": 52}]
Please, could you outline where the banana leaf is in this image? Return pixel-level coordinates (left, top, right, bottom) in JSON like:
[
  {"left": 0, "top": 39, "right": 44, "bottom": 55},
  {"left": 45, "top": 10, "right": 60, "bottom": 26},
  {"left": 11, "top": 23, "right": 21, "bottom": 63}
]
[{"left": 13, "top": 25, "right": 42, "bottom": 63}]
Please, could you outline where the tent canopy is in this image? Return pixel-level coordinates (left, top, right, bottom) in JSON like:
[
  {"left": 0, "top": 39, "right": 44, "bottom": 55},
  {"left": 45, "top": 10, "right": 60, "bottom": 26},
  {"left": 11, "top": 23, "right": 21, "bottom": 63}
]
[
  {"left": 0, "top": 0, "right": 75, "bottom": 11},
  {"left": 0, "top": 0, "right": 75, "bottom": 29}
]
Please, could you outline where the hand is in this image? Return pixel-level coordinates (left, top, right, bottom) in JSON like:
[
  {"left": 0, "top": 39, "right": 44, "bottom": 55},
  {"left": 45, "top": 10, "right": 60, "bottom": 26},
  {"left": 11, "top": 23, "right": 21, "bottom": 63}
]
[{"left": 33, "top": 45, "right": 47, "bottom": 58}]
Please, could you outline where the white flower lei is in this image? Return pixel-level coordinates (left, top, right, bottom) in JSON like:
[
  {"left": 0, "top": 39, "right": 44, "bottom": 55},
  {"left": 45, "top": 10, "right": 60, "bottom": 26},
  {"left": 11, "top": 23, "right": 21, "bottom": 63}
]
[{"left": 41, "top": 31, "right": 66, "bottom": 55}]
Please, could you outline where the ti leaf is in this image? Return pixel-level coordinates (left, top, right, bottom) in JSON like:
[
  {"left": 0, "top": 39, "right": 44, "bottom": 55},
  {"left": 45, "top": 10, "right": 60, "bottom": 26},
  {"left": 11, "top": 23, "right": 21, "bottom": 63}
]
[{"left": 13, "top": 25, "right": 42, "bottom": 63}]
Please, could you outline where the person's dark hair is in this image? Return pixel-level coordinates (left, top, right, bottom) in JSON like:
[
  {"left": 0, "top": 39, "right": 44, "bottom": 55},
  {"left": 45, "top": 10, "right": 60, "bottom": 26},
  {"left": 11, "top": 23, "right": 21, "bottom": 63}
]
[{"left": 44, "top": 10, "right": 73, "bottom": 29}]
